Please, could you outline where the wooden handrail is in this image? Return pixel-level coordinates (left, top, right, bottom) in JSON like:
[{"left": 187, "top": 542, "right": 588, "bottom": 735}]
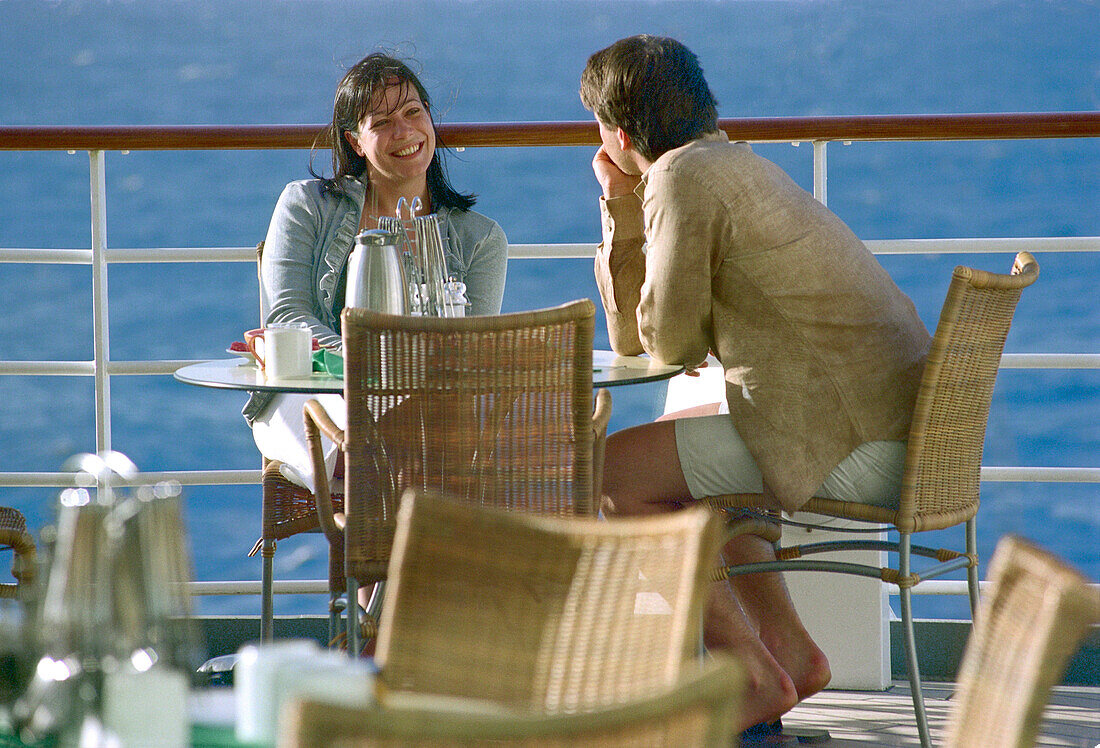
[{"left": 0, "top": 112, "right": 1097, "bottom": 151}]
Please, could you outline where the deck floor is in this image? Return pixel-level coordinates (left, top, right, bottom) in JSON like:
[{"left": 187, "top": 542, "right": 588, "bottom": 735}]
[{"left": 780, "top": 681, "right": 1100, "bottom": 747}]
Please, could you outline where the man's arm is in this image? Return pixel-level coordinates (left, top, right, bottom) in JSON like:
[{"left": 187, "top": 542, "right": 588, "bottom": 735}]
[
  {"left": 592, "top": 146, "right": 647, "bottom": 355},
  {"left": 595, "top": 195, "right": 646, "bottom": 355},
  {"left": 634, "top": 167, "right": 713, "bottom": 367}
]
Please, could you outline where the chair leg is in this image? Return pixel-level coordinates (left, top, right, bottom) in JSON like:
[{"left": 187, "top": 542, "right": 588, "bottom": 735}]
[
  {"left": 363, "top": 581, "right": 386, "bottom": 624},
  {"left": 965, "top": 518, "right": 981, "bottom": 622},
  {"left": 260, "top": 539, "right": 275, "bottom": 642},
  {"left": 900, "top": 536, "right": 931, "bottom": 748},
  {"left": 328, "top": 592, "right": 343, "bottom": 647},
  {"left": 347, "top": 577, "right": 361, "bottom": 657}
]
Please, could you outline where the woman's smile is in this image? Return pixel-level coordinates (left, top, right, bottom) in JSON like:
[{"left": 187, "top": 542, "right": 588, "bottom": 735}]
[{"left": 392, "top": 142, "right": 423, "bottom": 158}]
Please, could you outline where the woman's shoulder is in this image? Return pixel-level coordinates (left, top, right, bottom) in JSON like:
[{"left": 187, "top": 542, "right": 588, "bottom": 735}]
[
  {"left": 275, "top": 178, "right": 326, "bottom": 208},
  {"left": 277, "top": 177, "right": 361, "bottom": 212},
  {"left": 443, "top": 206, "right": 505, "bottom": 239},
  {"left": 279, "top": 177, "right": 336, "bottom": 200}
]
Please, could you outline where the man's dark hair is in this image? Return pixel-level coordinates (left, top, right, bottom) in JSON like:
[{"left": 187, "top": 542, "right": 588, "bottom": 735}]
[{"left": 580, "top": 35, "right": 718, "bottom": 162}]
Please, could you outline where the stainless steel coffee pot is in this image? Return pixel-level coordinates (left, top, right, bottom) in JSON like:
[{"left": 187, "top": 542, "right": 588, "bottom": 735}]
[{"left": 346, "top": 229, "right": 410, "bottom": 314}]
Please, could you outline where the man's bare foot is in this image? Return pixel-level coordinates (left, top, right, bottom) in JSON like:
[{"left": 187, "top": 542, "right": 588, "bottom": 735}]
[
  {"left": 704, "top": 591, "right": 799, "bottom": 729},
  {"left": 712, "top": 638, "right": 799, "bottom": 730},
  {"left": 760, "top": 628, "right": 832, "bottom": 700}
]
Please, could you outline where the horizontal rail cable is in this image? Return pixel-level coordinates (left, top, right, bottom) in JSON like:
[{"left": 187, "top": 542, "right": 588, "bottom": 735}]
[
  {"left": 7, "top": 466, "right": 1095, "bottom": 491},
  {"left": 1, "top": 470, "right": 260, "bottom": 489},
  {"left": 2, "top": 352, "right": 1096, "bottom": 379},
  {"left": 4, "top": 237, "right": 1099, "bottom": 265},
  {"left": 190, "top": 579, "right": 329, "bottom": 596},
  {"left": 186, "top": 578, "right": 1100, "bottom": 598}
]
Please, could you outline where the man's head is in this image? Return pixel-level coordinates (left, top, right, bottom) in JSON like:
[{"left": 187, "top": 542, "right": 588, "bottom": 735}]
[{"left": 580, "top": 35, "right": 718, "bottom": 163}]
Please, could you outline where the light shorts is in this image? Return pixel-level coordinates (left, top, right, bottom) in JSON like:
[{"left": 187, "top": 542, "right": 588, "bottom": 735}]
[{"left": 674, "top": 414, "right": 906, "bottom": 509}]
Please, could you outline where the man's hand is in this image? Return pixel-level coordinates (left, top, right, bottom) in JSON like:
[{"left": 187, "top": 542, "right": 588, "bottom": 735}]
[{"left": 592, "top": 146, "right": 641, "bottom": 200}]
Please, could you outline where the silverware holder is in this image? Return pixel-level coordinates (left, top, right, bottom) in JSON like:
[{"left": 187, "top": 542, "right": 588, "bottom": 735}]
[{"left": 377, "top": 196, "right": 454, "bottom": 317}]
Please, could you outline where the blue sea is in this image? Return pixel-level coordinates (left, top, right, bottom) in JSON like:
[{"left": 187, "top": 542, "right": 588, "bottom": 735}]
[{"left": 0, "top": 0, "right": 1097, "bottom": 618}]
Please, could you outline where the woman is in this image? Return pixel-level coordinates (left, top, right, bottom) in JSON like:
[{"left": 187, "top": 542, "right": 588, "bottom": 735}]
[{"left": 244, "top": 53, "right": 508, "bottom": 491}]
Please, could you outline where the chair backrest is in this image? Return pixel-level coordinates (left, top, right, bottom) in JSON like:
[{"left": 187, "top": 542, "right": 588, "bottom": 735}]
[
  {"left": 278, "top": 653, "right": 741, "bottom": 747},
  {"left": 942, "top": 535, "right": 1099, "bottom": 748},
  {"left": 340, "top": 300, "right": 597, "bottom": 583},
  {"left": 373, "top": 490, "right": 726, "bottom": 712},
  {"left": 897, "top": 251, "right": 1039, "bottom": 532}
]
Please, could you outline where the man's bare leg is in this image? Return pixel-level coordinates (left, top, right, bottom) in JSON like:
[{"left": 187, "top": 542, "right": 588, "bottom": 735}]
[
  {"left": 722, "top": 534, "right": 832, "bottom": 700},
  {"left": 602, "top": 420, "right": 800, "bottom": 728}
]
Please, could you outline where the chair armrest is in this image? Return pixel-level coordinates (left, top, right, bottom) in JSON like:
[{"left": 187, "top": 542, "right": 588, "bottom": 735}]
[{"left": 303, "top": 398, "right": 346, "bottom": 543}]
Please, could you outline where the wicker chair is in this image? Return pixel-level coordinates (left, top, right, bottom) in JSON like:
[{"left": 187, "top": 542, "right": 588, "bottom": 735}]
[
  {"left": 303, "top": 301, "right": 613, "bottom": 654},
  {"left": 249, "top": 241, "right": 345, "bottom": 642},
  {"left": 943, "top": 535, "right": 1099, "bottom": 748},
  {"left": 706, "top": 251, "right": 1040, "bottom": 748},
  {"left": 277, "top": 652, "right": 741, "bottom": 748},
  {"left": 373, "top": 489, "right": 725, "bottom": 710},
  {"left": 0, "top": 506, "right": 35, "bottom": 599}
]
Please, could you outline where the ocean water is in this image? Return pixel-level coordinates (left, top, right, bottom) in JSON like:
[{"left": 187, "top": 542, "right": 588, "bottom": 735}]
[{"left": 0, "top": 0, "right": 1096, "bottom": 618}]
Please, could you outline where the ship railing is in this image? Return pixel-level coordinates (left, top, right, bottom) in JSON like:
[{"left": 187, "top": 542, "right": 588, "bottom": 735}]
[{"left": 1, "top": 114, "right": 1098, "bottom": 602}]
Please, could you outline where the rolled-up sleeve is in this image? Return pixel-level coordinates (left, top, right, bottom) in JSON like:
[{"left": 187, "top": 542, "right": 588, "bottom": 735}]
[{"left": 594, "top": 194, "right": 647, "bottom": 355}]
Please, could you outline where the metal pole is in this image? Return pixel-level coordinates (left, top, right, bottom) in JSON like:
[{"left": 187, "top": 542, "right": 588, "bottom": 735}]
[
  {"left": 813, "top": 140, "right": 827, "bottom": 205},
  {"left": 89, "top": 150, "right": 111, "bottom": 453}
]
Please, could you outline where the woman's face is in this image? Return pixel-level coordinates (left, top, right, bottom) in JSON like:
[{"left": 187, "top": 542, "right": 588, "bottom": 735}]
[{"left": 345, "top": 82, "right": 435, "bottom": 190}]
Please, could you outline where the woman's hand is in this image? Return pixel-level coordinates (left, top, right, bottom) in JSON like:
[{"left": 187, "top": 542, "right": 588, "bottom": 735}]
[{"left": 592, "top": 146, "right": 642, "bottom": 200}]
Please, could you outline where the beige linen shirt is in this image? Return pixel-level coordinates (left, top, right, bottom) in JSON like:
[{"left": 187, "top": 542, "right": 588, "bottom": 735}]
[{"left": 594, "top": 131, "right": 930, "bottom": 513}]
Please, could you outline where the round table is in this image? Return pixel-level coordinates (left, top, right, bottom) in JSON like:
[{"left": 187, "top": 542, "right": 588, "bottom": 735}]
[{"left": 173, "top": 350, "right": 683, "bottom": 393}]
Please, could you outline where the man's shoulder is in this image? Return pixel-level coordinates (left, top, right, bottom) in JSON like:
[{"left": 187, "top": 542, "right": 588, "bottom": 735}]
[{"left": 649, "top": 136, "right": 754, "bottom": 190}]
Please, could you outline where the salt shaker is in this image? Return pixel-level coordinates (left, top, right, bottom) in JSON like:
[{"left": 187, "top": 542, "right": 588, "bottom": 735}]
[{"left": 443, "top": 276, "right": 469, "bottom": 318}]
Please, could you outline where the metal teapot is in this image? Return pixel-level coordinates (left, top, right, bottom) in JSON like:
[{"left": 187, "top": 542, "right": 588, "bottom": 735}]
[{"left": 346, "top": 229, "right": 410, "bottom": 315}]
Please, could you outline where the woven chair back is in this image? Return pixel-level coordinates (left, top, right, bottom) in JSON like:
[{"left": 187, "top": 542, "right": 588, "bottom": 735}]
[
  {"left": 896, "top": 252, "right": 1039, "bottom": 532},
  {"left": 340, "top": 300, "right": 596, "bottom": 583},
  {"left": 943, "top": 535, "right": 1100, "bottom": 748},
  {"left": 374, "top": 490, "right": 726, "bottom": 713}
]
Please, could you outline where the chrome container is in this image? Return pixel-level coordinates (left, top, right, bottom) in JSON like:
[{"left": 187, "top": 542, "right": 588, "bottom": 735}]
[{"left": 346, "top": 229, "right": 409, "bottom": 315}]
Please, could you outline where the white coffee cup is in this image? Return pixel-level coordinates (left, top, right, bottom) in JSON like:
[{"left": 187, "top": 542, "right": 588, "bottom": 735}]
[
  {"left": 235, "top": 639, "right": 376, "bottom": 744},
  {"left": 248, "top": 322, "right": 311, "bottom": 380}
]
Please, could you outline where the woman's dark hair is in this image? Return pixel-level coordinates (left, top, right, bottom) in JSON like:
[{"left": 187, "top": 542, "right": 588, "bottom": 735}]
[
  {"left": 580, "top": 36, "right": 718, "bottom": 162},
  {"left": 310, "top": 53, "right": 475, "bottom": 211}
]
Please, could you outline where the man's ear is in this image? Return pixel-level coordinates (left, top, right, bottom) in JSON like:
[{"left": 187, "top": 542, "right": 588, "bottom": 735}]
[{"left": 616, "top": 127, "right": 633, "bottom": 153}]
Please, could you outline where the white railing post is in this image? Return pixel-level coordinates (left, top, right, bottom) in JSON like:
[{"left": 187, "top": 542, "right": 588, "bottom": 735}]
[
  {"left": 813, "top": 140, "right": 828, "bottom": 205},
  {"left": 89, "top": 150, "right": 111, "bottom": 453}
]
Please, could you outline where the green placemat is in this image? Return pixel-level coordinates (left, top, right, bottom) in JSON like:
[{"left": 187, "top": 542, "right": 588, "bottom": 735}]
[
  {"left": 312, "top": 349, "right": 343, "bottom": 377},
  {"left": 191, "top": 722, "right": 266, "bottom": 748}
]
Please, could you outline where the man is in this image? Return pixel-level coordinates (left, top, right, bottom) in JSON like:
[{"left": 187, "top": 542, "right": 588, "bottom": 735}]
[{"left": 580, "top": 35, "right": 930, "bottom": 730}]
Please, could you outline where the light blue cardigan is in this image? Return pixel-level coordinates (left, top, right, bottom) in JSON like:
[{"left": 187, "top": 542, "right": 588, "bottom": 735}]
[{"left": 243, "top": 175, "right": 508, "bottom": 424}]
